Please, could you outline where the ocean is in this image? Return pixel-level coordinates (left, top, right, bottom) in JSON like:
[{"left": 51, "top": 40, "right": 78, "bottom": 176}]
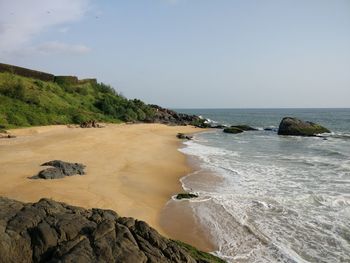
[{"left": 175, "top": 109, "right": 350, "bottom": 263}]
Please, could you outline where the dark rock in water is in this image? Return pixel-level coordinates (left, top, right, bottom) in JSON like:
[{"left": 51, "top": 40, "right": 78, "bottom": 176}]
[
  {"left": 177, "top": 133, "right": 193, "bottom": 140},
  {"left": 223, "top": 127, "right": 244, "bottom": 134},
  {"left": 278, "top": 117, "right": 330, "bottom": 136},
  {"left": 264, "top": 127, "right": 278, "bottom": 132},
  {"left": 210, "top": 124, "right": 227, "bottom": 129},
  {"left": 0, "top": 197, "right": 224, "bottom": 263},
  {"left": 230, "top": 125, "right": 257, "bottom": 131},
  {"left": 176, "top": 193, "right": 199, "bottom": 200},
  {"left": 33, "top": 160, "right": 86, "bottom": 179}
]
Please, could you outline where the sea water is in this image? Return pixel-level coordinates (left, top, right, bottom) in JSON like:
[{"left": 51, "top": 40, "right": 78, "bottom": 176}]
[{"left": 176, "top": 109, "right": 350, "bottom": 263}]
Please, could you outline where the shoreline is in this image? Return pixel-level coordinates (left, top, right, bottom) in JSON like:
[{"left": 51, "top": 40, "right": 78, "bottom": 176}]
[
  {"left": 0, "top": 123, "right": 215, "bottom": 251},
  {"left": 159, "top": 133, "right": 228, "bottom": 254}
]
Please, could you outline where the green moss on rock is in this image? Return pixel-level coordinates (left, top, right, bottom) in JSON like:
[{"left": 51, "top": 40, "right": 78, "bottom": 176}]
[{"left": 173, "top": 240, "right": 226, "bottom": 263}]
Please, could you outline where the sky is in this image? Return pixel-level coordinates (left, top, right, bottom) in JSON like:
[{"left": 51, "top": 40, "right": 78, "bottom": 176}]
[{"left": 0, "top": 0, "right": 349, "bottom": 108}]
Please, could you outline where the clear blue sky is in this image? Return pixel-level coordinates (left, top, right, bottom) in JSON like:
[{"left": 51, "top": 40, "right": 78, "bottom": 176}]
[{"left": 1, "top": 0, "right": 349, "bottom": 108}]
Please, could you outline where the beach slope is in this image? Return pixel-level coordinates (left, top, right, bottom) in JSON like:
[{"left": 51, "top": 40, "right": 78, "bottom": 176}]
[{"left": 0, "top": 124, "right": 198, "bottom": 235}]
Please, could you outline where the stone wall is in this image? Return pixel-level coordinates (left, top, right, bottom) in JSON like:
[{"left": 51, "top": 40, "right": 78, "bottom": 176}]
[
  {"left": 0, "top": 63, "right": 55, "bottom": 82},
  {"left": 0, "top": 63, "right": 97, "bottom": 86}
]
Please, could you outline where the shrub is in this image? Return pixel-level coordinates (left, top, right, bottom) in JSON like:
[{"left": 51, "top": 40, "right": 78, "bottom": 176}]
[
  {"left": 0, "top": 77, "right": 26, "bottom": 101},
  {"left": 93, "top": 82, "right": 117, "bottom": 95},
  {"left": 6, "top": 111, "right": 29, "bottom": 126}
]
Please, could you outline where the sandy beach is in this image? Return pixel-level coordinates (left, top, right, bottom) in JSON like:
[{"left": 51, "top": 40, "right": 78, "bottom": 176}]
[{"left": 0, "top": 123, "right": 216, "bottom": 251}]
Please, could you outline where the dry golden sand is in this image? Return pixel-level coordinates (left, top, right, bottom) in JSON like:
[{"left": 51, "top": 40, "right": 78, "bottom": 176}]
[{"left": 0, "top": 123, "right": 214, "bottom": 250}]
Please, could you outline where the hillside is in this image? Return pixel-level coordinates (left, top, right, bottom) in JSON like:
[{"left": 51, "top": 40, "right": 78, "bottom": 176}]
[
  {"left": 0, "top": 70, "right": 160, "bottom": 128},
  {"left": 0, "top": 63, "right": 207, "bottom": 129}
]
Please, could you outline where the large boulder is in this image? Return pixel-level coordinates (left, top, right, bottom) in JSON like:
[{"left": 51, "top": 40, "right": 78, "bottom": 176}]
[
  {"left": 0, "top": 197, "right": 225, "bottom": 263},
  {"left": 32, "top": 160, "right": 86, "bottom": 179},
  {"left": 278, "top": 117, "right": 330, "bottom": 136}
]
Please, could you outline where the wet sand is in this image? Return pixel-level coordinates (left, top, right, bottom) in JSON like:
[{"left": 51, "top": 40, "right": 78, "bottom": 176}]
[{"left": 159, "top": 153, "right": 224, "bottom": 252}]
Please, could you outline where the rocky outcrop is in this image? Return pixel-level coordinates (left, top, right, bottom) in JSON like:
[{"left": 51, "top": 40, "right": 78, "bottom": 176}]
[
  {"left": 223, "top": 127, "right": 244, "bottom": 134},
  {"left": 177, "top": 133, "right": 193, "bottom": 140},
  {"left": 278, "top": 117, "right": 330, "bottom": 136},
  {"left": 32, "top": 160, "right": 86, "bottom": 179},
  {"left": 147, "top": 105, "right": 207, "bottom": 127},
  {"left": 0, "top": 197, "right": 224, "bottom": 263},
  {"left": 230, "top": 125, "right": 257, "bottom": 131},
  {"left": 80, "top": 120, "right": 103, "bottom": 128}
]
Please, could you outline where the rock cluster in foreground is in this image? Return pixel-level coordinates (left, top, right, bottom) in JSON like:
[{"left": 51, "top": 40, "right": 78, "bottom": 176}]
[
  {"left": 0, "top": 197, "right": 224, "bottom": 263},
  {"left": 278, "top": 117, "right": 330, "bottom": 136}
]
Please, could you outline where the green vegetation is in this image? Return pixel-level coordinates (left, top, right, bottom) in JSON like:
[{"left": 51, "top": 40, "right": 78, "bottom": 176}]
[
  {"left": 173, "top": 240, "right": 226, "bottom": 263},
  {"left": 175, "top": 192, "right": 198, "bottom": 200},
  {"left": 0, "top": 72, "right": 156, "bottom": 128}
]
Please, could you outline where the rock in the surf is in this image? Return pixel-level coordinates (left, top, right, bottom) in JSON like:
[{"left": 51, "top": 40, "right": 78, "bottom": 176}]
[
  {"left": 230, "top": 125, "right": 257, "bottom": 131},
  {"left": 223, "top": 127, "right": 244, "bottom": 134},
  {"left": 210, "top": 124, "right": 227, "bottom": 129},
  {"left": 264, "top": 127, "right": 278, "bottom": 132},
  {"left": 177, "top": 133, "right": 193, "bottom": 140},
  {"left": 176, "top": 192, "right": 199, "bottom": 200},
  {"left": 278, "top": 117, "right": 330, "bottom": 136}
]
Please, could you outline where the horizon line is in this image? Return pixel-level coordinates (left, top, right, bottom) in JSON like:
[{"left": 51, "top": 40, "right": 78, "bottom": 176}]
[{"left": 171, "top": 107, "right": 350, "bottom": 110}]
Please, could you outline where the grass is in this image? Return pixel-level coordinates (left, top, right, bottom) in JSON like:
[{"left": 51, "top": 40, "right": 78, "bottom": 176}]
[{"left": 0, "top": 72, "right": 156, "bottom": 128}]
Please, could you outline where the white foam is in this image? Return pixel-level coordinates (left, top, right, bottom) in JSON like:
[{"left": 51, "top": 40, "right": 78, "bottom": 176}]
[{"left": 177, "top": 127, "right": 350, "bottom": 262}]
